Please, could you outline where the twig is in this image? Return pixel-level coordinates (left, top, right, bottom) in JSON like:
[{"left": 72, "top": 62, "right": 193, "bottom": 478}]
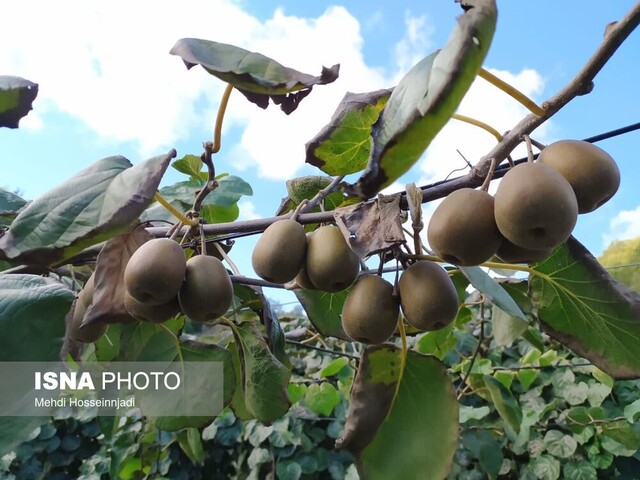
[
  {"left": 452, "top": 114, "right": 504, "bottom": 142},
  {"left": 286, "top": 339, "right": 360, "bottom": 360},
  {"left": 457, "top": 308, "right": 486, "bottom": 399},
  {"left": 300, "top": 175, "right": 346, "bottom": 214},
  {"left": 212, "top": 84, "right": 233, "bottom": 154}
]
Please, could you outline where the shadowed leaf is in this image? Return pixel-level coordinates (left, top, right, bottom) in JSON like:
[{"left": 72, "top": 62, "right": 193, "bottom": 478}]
[
  {"left": 461, "top": 266, "right": 527, "bottom": 321},
  {"left": 0, "top": 188, "right": 27, "bottom": 227},
  {"left": 232, "top": 322, "right": 291, "bottom": 424},
  {"left": 0, "top": 151, "right": 176, "bottom": 266},
  {"left": 530, "top": 236, "right": 640, "bottom": 379},
  {"left": 294, "top": 289, "right": 350, "bottom": 340},
  {"left": 347, "top": 0, "right": 497, "bottom": 198},
  {"left": 356, "top": 348, "right": 459, "bottom": 479},
  {"left": 483, "top": 374, "right": 522, "bottom": 434},
  {"left": 306, "top": 89, "right": 392, "bottom": 175},
  {"left": 0, "top": 76, "right": 38, "bottom": 128},
  {"left": 83, "top": 225, "right": 152, "bottom": 326},
  {"left": 170, "top": 38, "right": 339, "bottom": 114},
  {"left": 158, "top": 175, "right": 252, "bottom": 208}
]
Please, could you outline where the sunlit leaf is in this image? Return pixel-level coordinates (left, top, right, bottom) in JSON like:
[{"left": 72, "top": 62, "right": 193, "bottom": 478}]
[
  {"left": 306, "top": 89, "right": 392, "bottom": 175},
  {"left": 171, "top": 154, "right": 206, "bottom": 181},
  {"left": 170, "top": 38, "right": 339, "bottom": 114},
  {"left": 530, "top": 236, "right": 640, "bottom": 378},
  {"left": 158, "top": 175, "right": 252, "bottom": 208},
  {"left": 0, "top": 151, "right": 175, "bottom": 266}
]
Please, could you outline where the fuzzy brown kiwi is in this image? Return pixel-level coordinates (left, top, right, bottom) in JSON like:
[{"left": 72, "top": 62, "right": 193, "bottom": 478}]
[
  {"left": 124, "top": 292, "right": 181, "bottom": 323},
  {"left": 179, "top": 255, "right": 233, "bottom": 322},
  {"left": 252, "top": 219, "right": 307, "bottom": 284},
  {"left": 341, "top": 275, "right": 399, "bottom": 344},
  {"left": 306, "top": 225, "right": 359, "bottom": 292},
  {"left": 124, "top": 238, "right": 186, "bottom": 305},
  {"left": 496, "top": 238, "right": 553, "bottom": 264},
  {"left": 427, "top": 188, "right": 503, "bottom": 266},
  {"left": 398, "top": 261, "right": 459, "bottom": 331},
  {"left": 494, "top": 162, "right": 578, "bottom": 250},
  {"left": 70, "top": 275, "right": 108, "bottom": 343},
  {"left": 538, "top": 140, "right": 620, "bottom": 213}
]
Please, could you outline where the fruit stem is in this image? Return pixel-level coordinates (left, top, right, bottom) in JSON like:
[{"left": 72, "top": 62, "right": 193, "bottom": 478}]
[
  {"left": 479, "top": 158, "right": 496, "bottom": 192},
  {"left": 299, "top": 175, "right": 345, "bottom": 214},
  {"left": 214, "top": 242, "right": 241, "bottom": 275},
  {"left": 153, "top": 192, "right": 198, "bottom": 227},
  {"left": 478, "top": 68, "right": 546, "bottom": 116},
  {"left": 212, "top": 84, "right": 234, "bottom": 154},
  {"left": 404, "top": 253, "right": 534, "bottom": 273},
  {"left": 198, "top": 223, "right": 207, "bottom": 255},
  {"left": 452, "top": 114, "right": 504, "bottom": 142},
  {"left": 523, "top": 134, "right": 535, "bottom": 163}
]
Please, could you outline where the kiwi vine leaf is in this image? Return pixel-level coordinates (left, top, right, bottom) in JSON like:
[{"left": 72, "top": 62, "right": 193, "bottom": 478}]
[
  {"left": 0, "top": 274, "right": 74, "bottom": 455},
  {"left": 294, "top": 288, "right": 350, "bottom": 341},
  {"left": 340, "top": 346, "right": 458, "bottom": 479},
  {"left": 0, "top": 75, "right": 38, "bottom": 128},
  {"left": 530, "top": 236, "right": 640, "bottom": 379},
  {"left": 305, "top": 89, "right": 392, "bottom": 175},
  {"left": 346, "top": 0, "right": 497, "bottom": 198},
  {"left": 170, "top": 38, "right": 339, "bottom": 114},
  {"left": 0, "top": 188, "right": 27, "bottom": 227},
  {"left": 0, "top": 151, "right": 176, "bottom": 267}
]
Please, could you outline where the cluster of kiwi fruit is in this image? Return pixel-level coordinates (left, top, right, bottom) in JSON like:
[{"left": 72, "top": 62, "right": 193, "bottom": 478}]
[
  {"left": 427, "top": 140, "right": 620, "bottom": 265},
  {"left": 70, "top": 238, "right": 234, "bottom": 343},
  {"left": 252, "top": 220, "right": 360, "bottom": 292},
  {"left": 341, "top": 261, "right": 460, "bottom": 345}
]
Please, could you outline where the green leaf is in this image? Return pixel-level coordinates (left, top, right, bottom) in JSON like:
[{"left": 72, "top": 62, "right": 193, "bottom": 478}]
[
  {"left": 0, "top": 274, "right": 73, "bottom": 455},
  {"left": 563, "top": 461, "right": 597, "bottom": 480},
  {"left": 276, "top": 460, "right": 303, "bottom": 480},
  {"left": 529, "top": 237, "right": 640, "bottom": 378},
  {"left": 347, "top": 0, "right": 497, "bottom": 198},
  {"left": 543, "top": 430, "right": 577, "bottom": 458},
  {"left": 170, "top": 38, "right": 339, "bottom": 114},
  {"left": 600, "top": 420, "right": 640, "bottom": 450},
  {"left": 517, "top": 368, "right": 538, "bottom": 389},
  {"left": 350, "top": 347, "right": 458, "bottom": 480},
  {"left": 459, "top": 405, "right": 491, "bottom": 423},
  {"left": 0, "top": 151, "right": 175, "bottom": 266},
  {"left": 176, "top": 428, "right": 205, "bottom": 465},
  {"left": 232, "top": 322, "right": 291, "bottom": 424},
  {"left": 171, "top": 154, "right": 205, "bottom": 180},
  {"left": 0, "top": 76, "right": 38, "bottom": 128},
  {"left": 531, "top": 454, "right": 561, "bottom": 480},
  {"left": 294, "top": 289, "right": 350, "bottom": 340},
  {"left": 415, "top": 323, "right": 457, "bottom": 360},
  {"left": 287, "top": 384, "right": 307, "bottom": 404},
  {"left": 304, "top": 383, "right": 341, "bottom": 416},
  {"left": 461, "top": 430, "right": 503, "bottom": 479},
  {"left": 0, "top": 188, "right": 27, "bottom": 227},
  {"left": 305, "top": 90, "right": 392, "bottom": 175},
  {"left": 320, "top": 357, "right": 350, "bottom": 378},
  {"left": 158, "top": 175, "right": 252, "bottom": 207},
  {"left": 492, "top": 305, "right": 528, "bottom": 346},
  {"left": 461, "top": 266, "right": 527, "bottom": 321},
  {"left": 624, "top": 398, "right": 640, "bottom": 423},
  {"left": 285, "top": 176, "right": 348, "bottom": 211},
  {"left": 483, "top": 375, "right": 522, "bottom": 434},
  {"left": 111, "top": 322, "right": 235, "bottom": 430},
  {"left": 201, "top": 203, "right": 240, "bottom": 224}
]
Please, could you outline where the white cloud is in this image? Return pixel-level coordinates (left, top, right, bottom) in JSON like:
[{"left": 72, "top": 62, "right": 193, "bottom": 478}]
[
  {"left": 603, "top": 206, "right": 640, "bottom": 246},
  {"left": 394, "top": 12, "right": 434, "bottom": 76},
  {"left": 238, "top": 200, "right": 261, "bottom": 221}
]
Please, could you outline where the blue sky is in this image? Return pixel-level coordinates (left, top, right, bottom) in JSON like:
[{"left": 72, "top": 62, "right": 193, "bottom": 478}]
[{"left": 2, "top": 0, "right": 639, "bottom": 305}]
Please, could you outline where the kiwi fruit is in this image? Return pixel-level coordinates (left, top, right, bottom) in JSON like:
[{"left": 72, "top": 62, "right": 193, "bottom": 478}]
[
  {"left": 70, "top": 275, "right": 108, "bottom": 343},
  {"left": 496, "top": 238, "right": 552, "bottom": 264},
  {"left": 252, "top": 219, "right": 307, "bottom": 284},
  {"left": 179, "top": 255, "right": 233, "bottom": 322},
  {"left": 494, "top": 162, "right": 578, "bottom": 250},
  {"left": 538, "top": 140, "right": 620, "bottom": 213},
  {"left": 124, "top": 238, "right": 186, "bottom": 305},
  {"left": 427, "top": 188, "right": 503, "bottom": 266},
  {"left": 341, "top": 275, "right": 399, "bottom": 344},
  {"left": 398, "top": 261, "right": 459, "bottom": 331},
  {"left": 124, "top": 292, "right": 181, "bottom": 323},
  {"left": 306, "top": 225, "right": 360, "bottom": 292}
]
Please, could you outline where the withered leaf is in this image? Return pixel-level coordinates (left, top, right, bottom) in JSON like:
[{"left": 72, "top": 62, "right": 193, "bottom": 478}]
[{"left": 83, "top": 225, "right": 153, "bottom": 326}]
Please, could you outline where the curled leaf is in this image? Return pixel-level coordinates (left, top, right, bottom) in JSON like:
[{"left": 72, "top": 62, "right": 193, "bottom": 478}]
[
  {"left": 170, "top": 38, "right": 339, "bottom": 114},
  {"left": 0, "top": 76, "right": 38, "bottom": 128},
  {"left": 0, "top": 150, "right": 175, "bottom": 266},
  {"left": 305, "top": 89, "right": 392, "bottom": 175},
  {"left": 347, "top": 0, "right": 497, "bottom": 198},
  {"left": 333, "top": 194, "right": 405, "bottom": 258}
]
